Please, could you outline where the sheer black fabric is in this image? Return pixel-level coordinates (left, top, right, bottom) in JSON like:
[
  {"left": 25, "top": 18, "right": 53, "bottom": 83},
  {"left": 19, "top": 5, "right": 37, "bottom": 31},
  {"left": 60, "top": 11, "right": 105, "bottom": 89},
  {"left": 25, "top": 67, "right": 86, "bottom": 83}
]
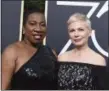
[
  {"left": 58, "top": 62, "right": 107, "bottom": 90},
  {"left": 11, "top": 45, "right": 58, "bottom": 90}
]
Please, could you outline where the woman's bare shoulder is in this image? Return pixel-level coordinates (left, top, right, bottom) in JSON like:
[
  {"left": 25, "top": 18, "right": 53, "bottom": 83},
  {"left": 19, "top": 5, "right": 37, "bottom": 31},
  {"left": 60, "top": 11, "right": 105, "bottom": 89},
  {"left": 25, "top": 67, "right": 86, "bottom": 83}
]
[
  {"left": 58, "top": 50, "right": 72, "bottom": 62},
  {"left": 90, "top": 50, "right": 106, "bottom": 66},
  {"left": 2, "top": 41, "right": 23, "bottom": 57}
]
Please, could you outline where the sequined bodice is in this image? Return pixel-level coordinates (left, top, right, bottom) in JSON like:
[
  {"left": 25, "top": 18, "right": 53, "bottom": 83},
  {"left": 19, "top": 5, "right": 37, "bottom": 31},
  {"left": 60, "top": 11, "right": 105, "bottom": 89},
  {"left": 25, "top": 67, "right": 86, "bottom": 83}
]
[
  {"left": 11, "top": 45, "right": 58, "bottom": 90},
  {"left": 58, "top": 62, "right": 106, "bottom": 90}
]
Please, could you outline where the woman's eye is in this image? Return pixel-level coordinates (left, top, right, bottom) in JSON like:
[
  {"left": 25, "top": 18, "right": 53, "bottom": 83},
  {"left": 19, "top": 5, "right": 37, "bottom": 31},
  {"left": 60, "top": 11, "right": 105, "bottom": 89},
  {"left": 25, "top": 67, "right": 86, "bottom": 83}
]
[
  {"left": 41, "top": 23, "right": 46, "bottom": 27},
  {"left": 30, "top": 23, "right": 35, "bottom": 25},
  {"left": 69, "top": 29, "right": 75, "bottom": 32},
  {"left": 79, "top": 28, "right": 84, "bottom": 31}
]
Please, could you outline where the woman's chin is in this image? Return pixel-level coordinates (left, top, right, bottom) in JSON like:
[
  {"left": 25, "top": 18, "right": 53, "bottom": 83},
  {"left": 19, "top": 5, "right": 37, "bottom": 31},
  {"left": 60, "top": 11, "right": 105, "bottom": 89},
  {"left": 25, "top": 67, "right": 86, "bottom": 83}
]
[{"left": 74, "top": 43, "right": 84, "bottom": 47}]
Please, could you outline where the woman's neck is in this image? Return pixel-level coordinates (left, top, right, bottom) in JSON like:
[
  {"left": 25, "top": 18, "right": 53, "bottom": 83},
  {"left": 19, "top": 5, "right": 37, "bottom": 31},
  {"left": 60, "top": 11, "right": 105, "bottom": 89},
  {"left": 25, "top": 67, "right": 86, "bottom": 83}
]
[
  {"left": 22, "top": 39, "right": 42, "bottom": 48},
  {"left": 73, "top": 44, "right": 90, "bottom": 57},
  {"left": 75, "top": 44, "right": 89, "bottom": 52}
]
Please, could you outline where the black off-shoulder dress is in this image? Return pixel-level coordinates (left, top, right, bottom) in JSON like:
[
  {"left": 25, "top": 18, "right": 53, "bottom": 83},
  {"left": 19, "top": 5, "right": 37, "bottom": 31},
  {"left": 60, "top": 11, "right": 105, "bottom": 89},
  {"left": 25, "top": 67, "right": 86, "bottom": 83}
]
[{"left": 58, "top": 62, "right": 107, "bottom": 90}]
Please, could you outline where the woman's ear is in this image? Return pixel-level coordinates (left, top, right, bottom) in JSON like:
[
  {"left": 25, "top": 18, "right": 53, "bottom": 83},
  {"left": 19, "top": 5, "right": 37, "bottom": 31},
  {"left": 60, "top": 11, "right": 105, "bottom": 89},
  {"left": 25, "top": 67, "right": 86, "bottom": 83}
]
[
  {"left": 22, "top": 26, "right": 25, "bottom": 34},
  {"left": 89, "top": 29, "right": 95, "bottom": 37},
  {"left": 92, "top": 29, "right": 95, "bottom": 33},
  {"left": 92, "top": 29, "right": 95, "bottom": 35}
]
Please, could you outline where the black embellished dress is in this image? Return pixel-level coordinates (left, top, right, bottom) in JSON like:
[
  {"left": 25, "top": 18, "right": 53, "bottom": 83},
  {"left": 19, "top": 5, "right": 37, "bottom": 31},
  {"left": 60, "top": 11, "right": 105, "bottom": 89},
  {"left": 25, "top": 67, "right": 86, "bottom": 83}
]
[
  {"left": 11, "top": 45, "right": 58, "bottom": 90},
  {"left": 58, "top": 62, "right": 107, "bottom": 90}
]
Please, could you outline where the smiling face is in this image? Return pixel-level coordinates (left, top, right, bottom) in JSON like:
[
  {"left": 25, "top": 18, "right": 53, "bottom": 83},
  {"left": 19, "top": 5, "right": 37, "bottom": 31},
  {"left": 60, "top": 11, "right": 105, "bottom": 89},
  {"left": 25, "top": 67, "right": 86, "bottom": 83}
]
[
  {"left": 68, "top": 20, "right": 91, "bottom": 47},
  {"left": 23, "top": 12, "right": 46, "bottom": 45}
]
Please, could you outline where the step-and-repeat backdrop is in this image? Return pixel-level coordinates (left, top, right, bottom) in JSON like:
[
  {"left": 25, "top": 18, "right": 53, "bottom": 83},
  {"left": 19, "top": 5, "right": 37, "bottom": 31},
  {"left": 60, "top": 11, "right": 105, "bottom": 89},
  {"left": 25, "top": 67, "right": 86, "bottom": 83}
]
[
  {"left": 2, "top": 0, "right": 108, "bottom": 66},
  {"left": 2, "top": 1, "right": 22, "bottom": 53},
  {"left": 1, "top": 0, "right": 109, "bottom": 89},
  {"left": 46, "top": 1, "right": 108, "bottom": 59}
]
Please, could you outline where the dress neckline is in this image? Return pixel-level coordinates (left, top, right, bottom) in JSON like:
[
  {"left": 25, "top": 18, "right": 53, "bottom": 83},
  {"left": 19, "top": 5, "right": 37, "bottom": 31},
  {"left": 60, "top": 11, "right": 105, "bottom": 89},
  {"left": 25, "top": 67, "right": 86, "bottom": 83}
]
[
  {"left": 58, "top": 61, "right": 106, "bottom": 67},
  {"left": 13, "top": 45, "right": 42, "bottom": 76}
]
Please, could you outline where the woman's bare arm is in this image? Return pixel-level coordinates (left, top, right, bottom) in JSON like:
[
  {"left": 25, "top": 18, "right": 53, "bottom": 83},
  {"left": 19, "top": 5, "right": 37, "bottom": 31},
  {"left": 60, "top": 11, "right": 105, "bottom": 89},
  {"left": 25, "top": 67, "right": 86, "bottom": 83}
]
[{"left": 2, "top": 45, "right": 17, "bottom": 90}]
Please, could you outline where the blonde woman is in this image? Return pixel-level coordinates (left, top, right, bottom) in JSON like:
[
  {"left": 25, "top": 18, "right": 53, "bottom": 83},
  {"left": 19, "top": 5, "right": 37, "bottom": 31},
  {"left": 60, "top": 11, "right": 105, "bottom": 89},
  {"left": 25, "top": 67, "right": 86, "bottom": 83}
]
[{"left": 58, "top": 13, "right": 107, "bottom": 90}]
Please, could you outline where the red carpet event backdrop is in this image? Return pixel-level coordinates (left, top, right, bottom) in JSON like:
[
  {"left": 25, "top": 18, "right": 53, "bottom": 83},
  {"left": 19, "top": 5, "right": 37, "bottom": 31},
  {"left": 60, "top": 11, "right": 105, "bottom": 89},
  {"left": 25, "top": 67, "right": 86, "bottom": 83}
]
[
  {"left": 46, "top": 1, "right": 108, "bottom": 59},
  {"left": 2, "top": 1, "right": 108, "bottom": 58}
]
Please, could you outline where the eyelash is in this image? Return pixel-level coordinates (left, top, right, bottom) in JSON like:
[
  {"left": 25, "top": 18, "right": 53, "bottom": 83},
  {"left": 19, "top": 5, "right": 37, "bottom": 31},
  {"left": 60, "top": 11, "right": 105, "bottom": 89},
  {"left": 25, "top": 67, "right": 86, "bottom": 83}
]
[
  {"left": 30, "top": 23, "right": 35, "bottom": 25},
  {"left": 69, "top": 29, "right": 84, "bottom": 32},
  {"left": 41, "top": 24, "right": 46, "bottom": 26},
  {"left": 79, "top": 28, "right": 84, "bottom": 31},
  {"left": 30, "top": 23, "right": 45, "bottom": 26},
  {"left": 69, "top": 29, "right": 74, "bottom": 32}
]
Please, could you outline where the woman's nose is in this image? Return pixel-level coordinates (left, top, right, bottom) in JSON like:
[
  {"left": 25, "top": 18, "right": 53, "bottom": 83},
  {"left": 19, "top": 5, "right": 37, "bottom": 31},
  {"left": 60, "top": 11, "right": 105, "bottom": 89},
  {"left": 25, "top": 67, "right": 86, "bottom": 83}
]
[
  {"left": 74, "top": 31, "right": 79, "bottom": 37},
  {"left": 34, "top": 25, "right": 41, "bottom": 31}
]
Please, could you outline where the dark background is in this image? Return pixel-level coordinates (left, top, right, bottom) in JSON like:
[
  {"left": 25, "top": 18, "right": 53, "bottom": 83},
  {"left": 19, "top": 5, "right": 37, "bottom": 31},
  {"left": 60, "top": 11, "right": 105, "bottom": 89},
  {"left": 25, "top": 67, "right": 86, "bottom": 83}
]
[
  {"left": 2, "top": 1, "right": 21, "bottom": 52},
  {"left": 1, "top": 0, "right": 109, "bottom": 89},
  {"left": 46, "top": 1, "right": 109, "bottom": 89}
]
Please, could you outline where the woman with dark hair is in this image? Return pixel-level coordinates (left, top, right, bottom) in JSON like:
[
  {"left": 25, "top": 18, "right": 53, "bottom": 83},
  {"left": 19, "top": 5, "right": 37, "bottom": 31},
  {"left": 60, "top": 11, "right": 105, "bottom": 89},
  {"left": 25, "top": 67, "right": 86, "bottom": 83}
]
[{"left": 2, "top": 8, "right": 58, "bottom": 90}]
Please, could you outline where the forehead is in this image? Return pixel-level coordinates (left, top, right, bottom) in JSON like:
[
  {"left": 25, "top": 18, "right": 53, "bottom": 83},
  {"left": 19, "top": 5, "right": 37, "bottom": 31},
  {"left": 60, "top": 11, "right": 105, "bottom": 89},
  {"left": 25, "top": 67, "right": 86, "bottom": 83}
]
[
  {"left": 68, "top": 20, "right": 89, "bottom": 29},
  {"left": 27, "top": 12, "right": 45, "bottom": 22}
]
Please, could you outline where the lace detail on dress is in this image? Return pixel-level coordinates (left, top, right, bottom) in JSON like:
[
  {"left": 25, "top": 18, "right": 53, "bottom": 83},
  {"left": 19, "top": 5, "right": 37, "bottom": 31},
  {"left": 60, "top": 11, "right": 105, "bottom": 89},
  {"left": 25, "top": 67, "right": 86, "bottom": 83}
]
[{"left": 58, "top": 63, "right": 96, "bottom": 90}]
